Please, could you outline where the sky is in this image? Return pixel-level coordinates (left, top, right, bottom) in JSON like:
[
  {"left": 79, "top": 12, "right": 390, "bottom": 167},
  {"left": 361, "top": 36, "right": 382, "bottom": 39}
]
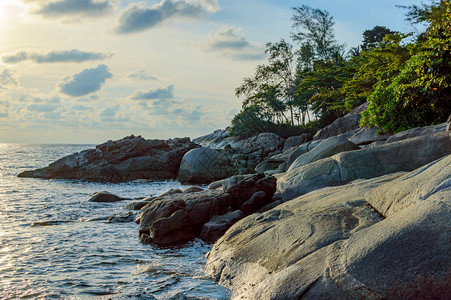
[{"left": 0, "top": 0, "right": 422, "bottom": 144}]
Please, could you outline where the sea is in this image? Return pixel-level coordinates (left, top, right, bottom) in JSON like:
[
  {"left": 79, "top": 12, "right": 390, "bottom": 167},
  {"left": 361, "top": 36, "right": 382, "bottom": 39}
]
[{"left": 0, "top": 144, "right": 230, "bottom": 299}]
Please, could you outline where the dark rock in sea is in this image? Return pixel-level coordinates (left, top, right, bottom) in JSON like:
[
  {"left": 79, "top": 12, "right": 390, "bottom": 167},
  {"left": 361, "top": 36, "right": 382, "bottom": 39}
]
[
  {"left": 136, "top": 173, "right": 277, "bottom": 246},
  {"left": 87, "top": 191, "right": 123, "bottom": 202},
  {"left": 178, "top": 148, "right": 235, "bottom": 184},
  {"left": 18, "top": 135, "right": 199, "bottom": 182},
  {"left": 107, "top": 211, "right": 136, "bottom": 223}
]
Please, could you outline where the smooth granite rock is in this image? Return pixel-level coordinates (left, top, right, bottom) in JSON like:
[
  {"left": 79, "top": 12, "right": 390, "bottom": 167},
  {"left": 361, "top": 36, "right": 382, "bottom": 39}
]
[{"left": 206, "top": 156, "right": 451, "bottom": 299}]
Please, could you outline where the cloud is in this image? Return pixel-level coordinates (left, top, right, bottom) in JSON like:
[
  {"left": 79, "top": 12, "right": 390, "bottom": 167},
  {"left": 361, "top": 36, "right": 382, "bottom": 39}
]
[
  {"left": 28, "top": 103, "right": 59, "bottom": 112},
  {"left": 0, "top": 112, "right": 8, "bottom": 118},
  {"left": 100, "top": 104, "right": 119, "bottom": 117},
  {"left": 34, "top": 0, "right": 113, "bottom": 18},
  {"left": 206, "top": 26, "right": 265, "bottom": 61},
  {"left": 115, "top": 0, "right": 219, "bottom": 34},
  {"left": 127, "top": 70, "right": 157, "bottom": 81},
  {"left": 72, "top": 104, "right": 94, "bottom": 111},
  {"left": 0, "top": 69, "right": 18, "bottom": 88},
  {"left": 130, "top": 85, "right": 175, "bottom": 100},
  {"left": 2, "top": 49, "right": 113, "bottom": 64},
  {"left": 58, "top": 64, "right": 112, "bottom": 97}
]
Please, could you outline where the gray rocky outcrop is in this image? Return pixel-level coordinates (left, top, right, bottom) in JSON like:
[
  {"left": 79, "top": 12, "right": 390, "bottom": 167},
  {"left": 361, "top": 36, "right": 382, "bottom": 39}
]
[
  {"left": 137, "top": 173, "right": 277, "bottom": 246},
  {"left": 313, "top": 103, "right": 367, "bottom": 140},
  {"left": 284, "top": 140, "right": 321, "bottom": 171},
  {"left": 386, "top": 122, "right": 447, "bottom": 143},
  {"left": 177, "top": 148, "right": 235, "bottom": 184},
  {"left": 195, "top": 131, "right": 285, "bottom": 175},
  {"left": 286, "top": 136, "right": 359, "bottom": 172},
  {"left": 282, "top": 133, "right": 313, "bottom": 151},
  {"left": 18, "top": 135, "right": 198, "bottom": 182},
  {"left": 348, "top": 127, "right": 391, "bottom": 145},
  {"left": 205, "top": 155, "right": 451, "bottom": 299},
  {"left": 277, "top": 132, "right": 451, "bottom": 201}
]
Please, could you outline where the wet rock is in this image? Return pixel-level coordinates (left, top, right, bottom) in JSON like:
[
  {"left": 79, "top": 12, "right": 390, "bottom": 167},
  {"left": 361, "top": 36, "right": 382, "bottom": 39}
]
[
  {"left": 200, "top": 210, "right": 245, "bottom": 243},
  {"left": 107, "top": 211, "right": 136, "bottom": 223},
  {"left": 181, "top": 186, "right": 204, "bottom": 193},
  {"left": 137, "top": 173, "right": 277, "bottom": 246},
  {"left": 18, "top": 135, "right": 199, "bottom": 182},
  {"left": 88, "top": 191, "right": 123, "bottom": 202}
]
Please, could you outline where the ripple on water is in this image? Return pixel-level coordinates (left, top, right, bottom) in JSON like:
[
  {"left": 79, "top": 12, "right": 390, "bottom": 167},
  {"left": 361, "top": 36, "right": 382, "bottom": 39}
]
[{"left": 0, "top": 144, "right": 230, "bottom": 299}]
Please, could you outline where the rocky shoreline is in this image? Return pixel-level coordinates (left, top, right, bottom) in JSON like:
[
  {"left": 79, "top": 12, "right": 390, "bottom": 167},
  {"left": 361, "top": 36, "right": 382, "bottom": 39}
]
[{"left": 18, "top": 109, "right": 451, "bottom": 299}]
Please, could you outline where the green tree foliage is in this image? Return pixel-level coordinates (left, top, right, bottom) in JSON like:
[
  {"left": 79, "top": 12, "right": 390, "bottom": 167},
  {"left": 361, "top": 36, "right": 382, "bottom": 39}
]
[
  {"left": 291, "top": 5, "right": 343, "bottom": 60},
  {"left": 341, "top": 32, "right": 411, "bottom": 111},
  {"left": 298, "top": 56, "right": 354, "bottom": 127},
  {"left": 361, "top": 0, "right": 451, "bottom": 133},
  {"left": 361, "top": 26, "right": 395, "bottom": 50}
]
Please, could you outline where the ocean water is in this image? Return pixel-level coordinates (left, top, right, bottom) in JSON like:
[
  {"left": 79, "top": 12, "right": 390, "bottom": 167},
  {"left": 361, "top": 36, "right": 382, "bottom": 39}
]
[{"left": 0, "top": 144, "right": 230, "bottom": 299}]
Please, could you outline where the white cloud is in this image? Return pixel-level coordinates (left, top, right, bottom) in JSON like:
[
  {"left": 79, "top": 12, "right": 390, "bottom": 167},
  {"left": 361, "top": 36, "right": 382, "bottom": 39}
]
[
  {"left": 2, "top": 49, "right": 113, "bottom": 64},
  {"left": 115, "top": 0, "right": 219, "bottom": 34},
  {"left": 206, "top": 26, "right": 265, "bottom": 60},
  {"left": 58, "top": 64, "right": 113, "bottom": 97}
]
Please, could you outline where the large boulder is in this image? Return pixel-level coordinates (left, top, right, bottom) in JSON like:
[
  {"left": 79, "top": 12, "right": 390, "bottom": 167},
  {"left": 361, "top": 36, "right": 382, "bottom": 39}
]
[
  {"left": 195, "top": 131, "right": 285, "bottom": 174},
  {"left": 284, "top": 140, "right": 321, "bottom": 171},
  {"left": 18, "top": 135, "right": 199, "bottom": 182},
  {"left": 137, "top": 173, "right": 277, "bottom": 246},
  {"left": 386, "top": 122, "right": 447, "bottom": 143},
  {"left": 282, "top": 133, "right": 313, "bottom": 151},
  {"left": 277, "top": 132, "right": 451, "bottom": 201},
  {"left": 178, "top": 148, "right": 234, "bottom": 184},
  {"left": 348, "top": 127, "right": 391, "bottom": 145},
  {"left": 286, "top": 136, "right": 359, "bottom": 172},
  {"left": 206, "top": 156, "right": 451, "bottom": 299},
  {"left": 313, "top": 103, "right": 367, "bottom": 140},
  {"left": 87, "top": 191, "right": 123, "bottom": 202}
]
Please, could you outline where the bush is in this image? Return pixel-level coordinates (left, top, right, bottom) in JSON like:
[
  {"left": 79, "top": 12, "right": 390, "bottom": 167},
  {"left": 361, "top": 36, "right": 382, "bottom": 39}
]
[{"left": 229, "top": 106, "right": 318, "bottom": 138}]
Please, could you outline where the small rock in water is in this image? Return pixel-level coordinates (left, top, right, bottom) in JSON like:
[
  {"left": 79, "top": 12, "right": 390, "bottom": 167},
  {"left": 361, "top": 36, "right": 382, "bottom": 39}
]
[{"left": 88, "top": 191, "right": 123, "bottom": 202}]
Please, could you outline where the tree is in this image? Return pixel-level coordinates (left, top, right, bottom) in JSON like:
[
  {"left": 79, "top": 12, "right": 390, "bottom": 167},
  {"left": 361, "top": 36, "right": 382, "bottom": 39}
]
[
  {"left": 361, "top": 26, "right": 395, "bottom": 50},
  {"left": 291, "top": 5, "right": 343, "bottom": 60},
  {"left": 235, "top": 39, "right": 307, "bottom": 126},
  {"left": 361, "top": 0, "right": 451, "bottom": 133}
]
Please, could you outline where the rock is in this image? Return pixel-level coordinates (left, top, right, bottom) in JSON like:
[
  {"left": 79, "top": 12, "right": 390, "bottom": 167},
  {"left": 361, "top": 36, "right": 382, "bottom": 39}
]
[
  {"left": 137, "top": 174, "right": 277, "bottom": 246},
  {"left": 18, "top": 135, "right": 199, "bottom": 182},
  {"left": 348, "top": 127, "right": 391, "bottom": 145},
  {"left": 286, "top": 136, "right": 359, "bottom": 172},
  {"left": 278, "top": 132, "right": 451, "bottom": 201},
  {"left": 365, "top": 155, "right": 451, "bottom": 217},
  {"left": 206, "top": 157, "right": 450, "bottom": 299},
  {"left": 87, "top": 191, "right": 123, "bottom": 202},
  {"left": 386, "top": 122, "right": 447, "bottom": 143},
  {"left": 282, "top": 133, "right": 313, "bottom": 151},
  {"left": 285, "top": 140, "right": 321, "bottom": 171},
  {"left": 207, "top": 180, "right": 224, "bottom": 190},
  {"left": 178, "top": 148, "right": 235, "bottom": 184},
  {"left": 107, "top": 211, "right": 136, "bottom": 223},
  {"left": 125, "top": 200, "right": 150, "bottom": 210},
  {"left": 254, "top": 158, "right": 286, "bottom": 173},
  {"left": 194, "top": 131, "right": 285, "bottom": 175},
  {"left": 447, "top": 115, "right": 451, "bottom": 132},
  {"left": 313, "top": 103, "right": 367, "bottom": 140},
  {"left": 181, "top": 186, "right": 204, "bottom": 193},
  {"left": 199, "top": 210, "right": 245, "bottom": 243},
  {"left": 159, "top": 189, "right": 182, "bottom": 197}
]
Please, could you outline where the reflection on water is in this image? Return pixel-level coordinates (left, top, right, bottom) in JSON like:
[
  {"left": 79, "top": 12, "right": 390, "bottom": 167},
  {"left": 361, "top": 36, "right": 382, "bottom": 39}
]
[{"left": 0, "top": 144, "right": 229, "bottom": 299}]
